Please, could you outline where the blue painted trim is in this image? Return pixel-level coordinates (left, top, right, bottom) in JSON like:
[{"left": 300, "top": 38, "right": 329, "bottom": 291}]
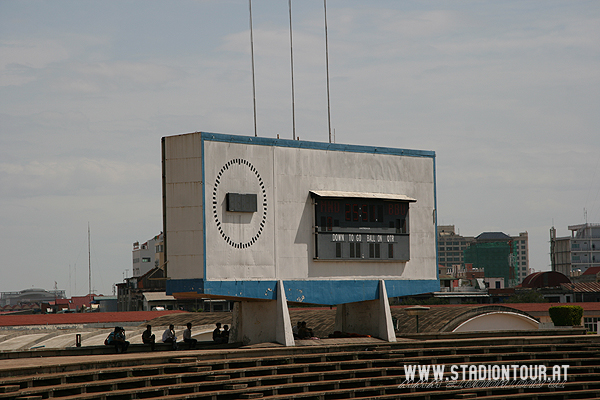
[
  {"left": 201, "top": 136, "right": 207, "bottom": 279},
  {"left": 199, "top": 132, "right": 435, "bottom": 159},
  {"left": 166, "top": 279, "right": 440, "bottom": 305}
]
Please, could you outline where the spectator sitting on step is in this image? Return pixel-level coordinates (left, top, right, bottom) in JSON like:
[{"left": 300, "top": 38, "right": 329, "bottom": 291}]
[
  {"left": 105, "top": 326, "right": 129, "bottom": 353},
  {"left": 293, "top": 321, "right": 301, "bottom": 339},
  {"left": 213, "top": 323, "right": 222, "bottom": 343},
  {"left": 142, "top": 324, "right": 156, "bottom": 351},
  {"left": 183, "top": 322, "right": 197, "bottom": 349},
  {"left": 221, "top": 324, "right": 230, "bottom": 343},
  {"left": 162, "top": 324, "right": 178, "bottom": 350},
  {"left": 298, "top": 321, "right": 315, "bottom": 339}
]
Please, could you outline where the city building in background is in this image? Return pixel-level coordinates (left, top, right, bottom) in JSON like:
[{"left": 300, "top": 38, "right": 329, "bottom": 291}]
[
  {"left": 465, "top": 233, "right": 516, "bottom": 288},
  {"left": 551, "top": 223, "right": 600, "bottom": 277},
  {"left": 117, "top": 267, "right": 166, "bottom": 311},
  {"left": 0, "top": 288, "right": 66, "bottom": 307},
  {"left": 437, "top": 226, "right": 529, "bottom": 287},
  {"left": 132, "top": 233, "right": 164, "bottom": 277},
  {"left": 437, "top": 225, "right": 475, "bottom": 273}
]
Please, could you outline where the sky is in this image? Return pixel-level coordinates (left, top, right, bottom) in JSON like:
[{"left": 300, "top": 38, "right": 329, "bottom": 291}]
[{"left": 1, "top": 1, "right": 599, "bottom": 297}]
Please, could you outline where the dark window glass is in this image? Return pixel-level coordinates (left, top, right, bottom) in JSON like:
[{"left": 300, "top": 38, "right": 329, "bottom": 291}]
[{"left": 396, "top": 218, "right": 406, "bottom": 233}]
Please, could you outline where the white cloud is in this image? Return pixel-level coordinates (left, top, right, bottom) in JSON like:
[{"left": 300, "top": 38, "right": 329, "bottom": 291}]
[
  {"left": 0, "top": 39, "right": 70, "bottom": 70},
  {"left": 0, "top": 158, "right": 159, "bottom": 198},
  {"left": 0, "top": 39, "right": 69, "bottom": 87}
]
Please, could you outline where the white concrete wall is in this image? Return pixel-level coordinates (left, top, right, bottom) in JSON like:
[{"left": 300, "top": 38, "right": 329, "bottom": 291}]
[
  {"left": 163, "top": 133, "right": 205, "bottom": 280},
  {"left": 204, "top": 141, "right": 276, "bottom": 280}
]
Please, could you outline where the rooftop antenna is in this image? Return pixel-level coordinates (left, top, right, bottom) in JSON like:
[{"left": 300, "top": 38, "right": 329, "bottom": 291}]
[
  {"left": 249, "top": 0, "right": 258, "bottom": 137},
  {"left": 88, "top": 222, "right": 91, "bottom": 296},
  {"left": 324, "top": 0, "right": 332, "bottom": 143},
  {"left": 288, "top": 0, "right": 296, "bottom": 140}
]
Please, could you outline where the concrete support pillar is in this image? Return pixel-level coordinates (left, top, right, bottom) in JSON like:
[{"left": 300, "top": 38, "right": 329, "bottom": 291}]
[
  {"left": 275, "top": 280, "right": 296, "bottom": 346},
  {"left": 378, "top": 280, "right": 396, "bottom": 342},
  {"left": 229, "top": 280, "right": 295, "bottom": 346},
  {"left": 334, "top": 279, "right": 396, "bottom": 342}
]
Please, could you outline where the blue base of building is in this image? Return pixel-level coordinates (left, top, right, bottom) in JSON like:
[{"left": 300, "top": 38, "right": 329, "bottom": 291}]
[{"left": 166, "top": 279, "right": 439, "bottom": 305}]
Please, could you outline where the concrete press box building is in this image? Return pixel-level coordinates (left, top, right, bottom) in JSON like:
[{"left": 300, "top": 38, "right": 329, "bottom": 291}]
[{"left": 162, "top": 132, "right": 438, "bottom": 344}]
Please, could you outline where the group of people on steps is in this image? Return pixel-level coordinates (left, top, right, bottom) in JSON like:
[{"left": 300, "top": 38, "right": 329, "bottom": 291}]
[
  {"left": 106, "top": 320, "right": 313, "bottom": 353},
  {"left": 105, "top": 322, "right": 199, "bottom": 353}
]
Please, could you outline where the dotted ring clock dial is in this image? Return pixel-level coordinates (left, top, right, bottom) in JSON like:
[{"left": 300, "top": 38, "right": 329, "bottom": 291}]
[{"left": 212, "top": 158, "right": 267, "bottom": 248}]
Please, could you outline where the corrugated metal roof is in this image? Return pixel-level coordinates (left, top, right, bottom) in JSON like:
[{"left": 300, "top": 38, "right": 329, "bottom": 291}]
[
  {"left": 309, "top": 190, "right": 416, "bottom": 202},
  {"left": 582, "top": 266, "right": 600, "bottom": 276},
  {"left": 560, "top": 282, "right": 600, "bottom": 293}
]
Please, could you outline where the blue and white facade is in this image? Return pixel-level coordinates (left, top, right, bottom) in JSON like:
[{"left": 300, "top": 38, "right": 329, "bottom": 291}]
[{"left": 163, "top": 132, "right": 438, "bottom": 305}]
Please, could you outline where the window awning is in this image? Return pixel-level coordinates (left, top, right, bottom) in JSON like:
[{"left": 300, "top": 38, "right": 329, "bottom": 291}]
[{"left": 310, "top": 190, "right": 416, "bottom": 202}]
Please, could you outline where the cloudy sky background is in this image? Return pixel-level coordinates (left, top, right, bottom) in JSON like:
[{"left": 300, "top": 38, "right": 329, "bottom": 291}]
[{"left": 1, "top": 1, "right": 599, "bottom": 296}]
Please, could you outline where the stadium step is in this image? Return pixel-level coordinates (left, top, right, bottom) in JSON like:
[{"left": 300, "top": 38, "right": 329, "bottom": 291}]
[{"left": 0, "top": 334, "right": 598, "bottom": 400}]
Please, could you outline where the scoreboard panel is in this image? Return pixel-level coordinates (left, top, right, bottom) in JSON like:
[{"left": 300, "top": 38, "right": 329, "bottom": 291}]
[{"left": 311, "top": 191, "right": 415, "bottom": 261}]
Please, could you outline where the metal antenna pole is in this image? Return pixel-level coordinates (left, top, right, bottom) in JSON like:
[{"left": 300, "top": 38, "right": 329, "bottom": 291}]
[
  {"left": 324, "top": 0, "right": 332, "bottom": 143},
  {"left": 88, "top": 223, "right": 91, "bottom": 296},
  {"left": 289, "top": 0, "right": 296, "bottom": 140},
  {"left": 249, "top": 0, "right": 258, "bottom": 137}
]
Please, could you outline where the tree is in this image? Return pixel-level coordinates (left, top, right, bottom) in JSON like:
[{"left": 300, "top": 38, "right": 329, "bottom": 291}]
[{"left": 504, "top": 290, "right": 547, "bottom": 303}]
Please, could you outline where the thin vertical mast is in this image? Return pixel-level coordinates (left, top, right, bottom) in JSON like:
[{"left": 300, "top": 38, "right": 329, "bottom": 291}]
[
  {"left": 289, "top": 0, "right": 296, "bottom": 140},
  {"left": 249, "top": 0, "right": 258, "bottom": 137},
  {"left": 324, "top": 0, "right": 332, "bottom": 143},
  {"left": 88, "top": 223, "right": 91, "bottom": 297}
]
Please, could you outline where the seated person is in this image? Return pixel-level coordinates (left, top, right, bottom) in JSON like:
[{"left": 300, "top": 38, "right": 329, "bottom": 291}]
[
  {"left": 162, "top": 324, "right": 178, "bottom": 350},
  {"left": 213, "top": 323, "right": 222, "bottom": 343},
  {"left": 183, "top": 322, "right": 197, "bottom": 349},
  {"left": 105, "top": 326, "right": 129, "bottom": 353},
  {"left": 298, "top": 321, "right": 314, "bottom": 339},
  {"left": 293, "top": 321, "right": 301, "bottom": 339},
  {"left": 142, "top": 324, "right": 156, "bottom": 351},
  {"left": 221, "top": 324, "right": 230, "bottom": 343}
]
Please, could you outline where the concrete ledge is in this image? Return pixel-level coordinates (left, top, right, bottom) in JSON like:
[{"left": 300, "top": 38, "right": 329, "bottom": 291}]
[{"left": 0, "top": 340, "right": 241, "bottom": 360}]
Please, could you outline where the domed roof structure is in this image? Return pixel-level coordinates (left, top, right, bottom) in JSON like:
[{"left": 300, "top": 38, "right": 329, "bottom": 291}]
[{"left": 521, "top": 271, "right": 571, "bottom": 288}]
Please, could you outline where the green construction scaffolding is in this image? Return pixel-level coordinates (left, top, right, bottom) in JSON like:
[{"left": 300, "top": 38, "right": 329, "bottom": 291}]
[{"left": 463, "top": 241, "right": 517, "bottom": 288}]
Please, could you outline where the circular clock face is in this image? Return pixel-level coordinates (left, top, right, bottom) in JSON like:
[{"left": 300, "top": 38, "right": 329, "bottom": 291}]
[{"left": 212, "top": 159, "right": 267, "bottom": 249}]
